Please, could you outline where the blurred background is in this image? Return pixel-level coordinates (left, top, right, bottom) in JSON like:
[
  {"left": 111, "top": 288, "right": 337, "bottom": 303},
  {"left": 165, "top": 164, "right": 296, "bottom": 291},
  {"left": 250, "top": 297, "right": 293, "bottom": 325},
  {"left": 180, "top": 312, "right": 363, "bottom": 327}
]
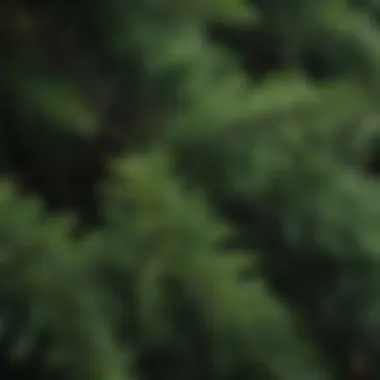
[{"left": 1, "top": 1, "right": 380, "bottom": 380}]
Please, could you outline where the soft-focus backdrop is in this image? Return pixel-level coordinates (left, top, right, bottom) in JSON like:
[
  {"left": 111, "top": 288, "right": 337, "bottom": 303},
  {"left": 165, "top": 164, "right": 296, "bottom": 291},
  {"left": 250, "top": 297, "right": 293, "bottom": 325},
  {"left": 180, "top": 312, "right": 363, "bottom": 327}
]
[{"left": 1, "top": 1, "right": 380, "bottom": 380}]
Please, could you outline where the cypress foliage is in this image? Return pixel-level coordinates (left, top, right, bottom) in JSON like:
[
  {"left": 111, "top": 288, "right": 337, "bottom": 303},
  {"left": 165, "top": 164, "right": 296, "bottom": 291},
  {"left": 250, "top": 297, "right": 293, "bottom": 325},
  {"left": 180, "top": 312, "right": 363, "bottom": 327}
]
[{"left": 1, "top": 1, "right": 380, "bottom": 380}]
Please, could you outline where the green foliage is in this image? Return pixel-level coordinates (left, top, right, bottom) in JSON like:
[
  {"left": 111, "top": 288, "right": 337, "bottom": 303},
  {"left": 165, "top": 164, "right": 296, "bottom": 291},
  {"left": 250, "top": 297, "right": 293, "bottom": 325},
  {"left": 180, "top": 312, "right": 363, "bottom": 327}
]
[
  {"left": 1, "top": 0, "right": 380, "bottom": 380},
  {"left": 0, "top": 182, "right": 127, "bottom": 380}
]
